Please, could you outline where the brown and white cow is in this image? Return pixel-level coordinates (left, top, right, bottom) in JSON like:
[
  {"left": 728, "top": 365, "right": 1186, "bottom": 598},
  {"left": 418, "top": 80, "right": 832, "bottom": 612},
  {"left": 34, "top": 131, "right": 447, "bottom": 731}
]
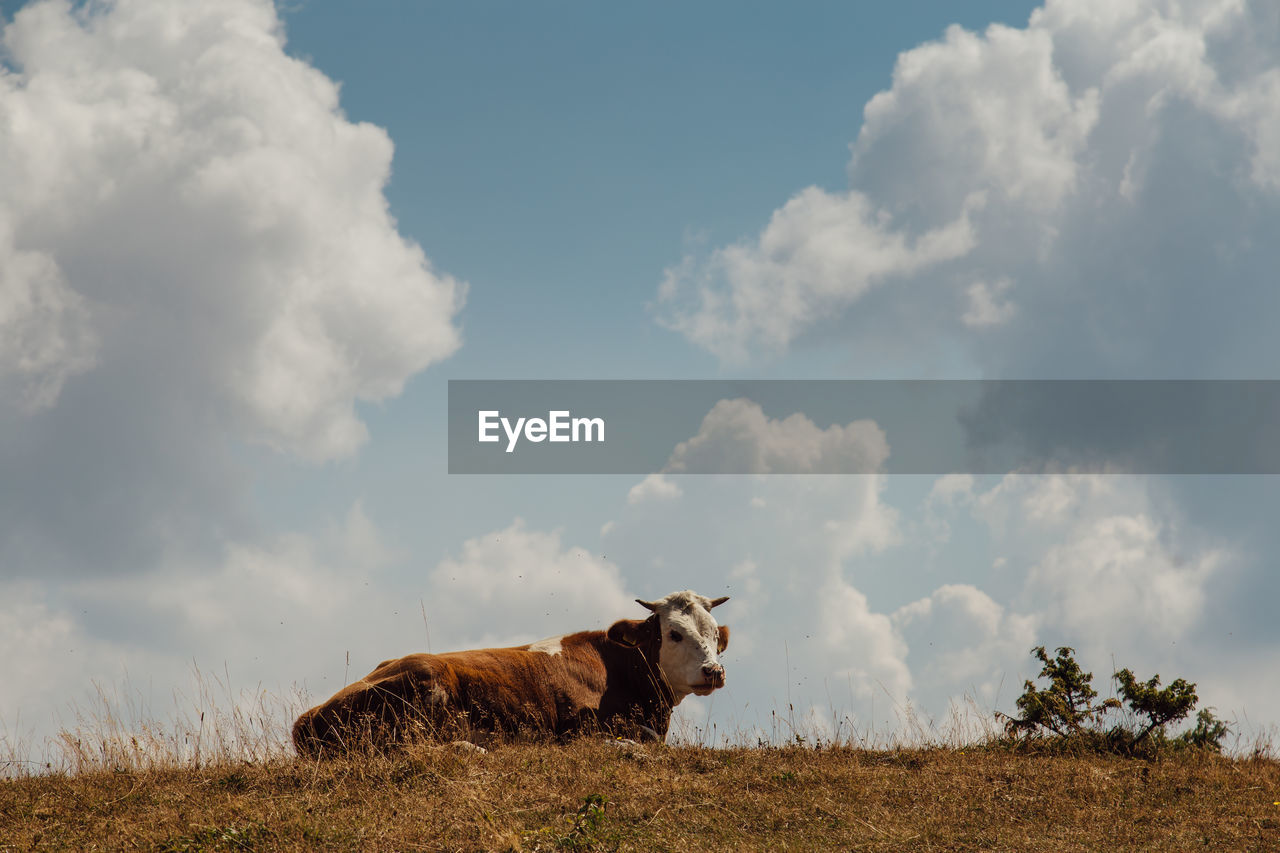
[{"left": 292, "top": 590, "right": 730, "bottom": 755}]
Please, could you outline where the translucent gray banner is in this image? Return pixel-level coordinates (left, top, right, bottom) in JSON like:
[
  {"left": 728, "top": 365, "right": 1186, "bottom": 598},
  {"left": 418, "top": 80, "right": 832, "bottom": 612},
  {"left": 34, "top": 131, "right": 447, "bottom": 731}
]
[{"left": 447, "top": 380, "right": 1280, "bottom": 474}]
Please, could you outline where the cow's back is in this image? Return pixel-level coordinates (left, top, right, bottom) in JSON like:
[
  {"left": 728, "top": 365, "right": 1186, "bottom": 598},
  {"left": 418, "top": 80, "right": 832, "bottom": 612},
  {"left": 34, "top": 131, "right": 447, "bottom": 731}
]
[
  {"left": 429, "top": 645, "right": 598, "bottom": 733},
  {"left": 292, "top": 636, "right": 614, "bottom": 755}
]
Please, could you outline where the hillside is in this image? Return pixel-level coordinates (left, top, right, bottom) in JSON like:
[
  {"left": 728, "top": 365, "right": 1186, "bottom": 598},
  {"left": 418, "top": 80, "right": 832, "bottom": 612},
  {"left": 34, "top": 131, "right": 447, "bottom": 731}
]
[{"left": 3, "top": 740, "right": 1278, "bottom": 851}]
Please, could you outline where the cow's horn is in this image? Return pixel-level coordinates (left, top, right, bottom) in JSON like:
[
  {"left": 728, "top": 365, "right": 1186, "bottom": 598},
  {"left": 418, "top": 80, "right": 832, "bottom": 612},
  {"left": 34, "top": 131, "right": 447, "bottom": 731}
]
[
  {"left": 709, "top": 596, "right": 730, "bottom": 608},
  {"left": 636, "top": 598, "right": 659, "bottom": 612}
]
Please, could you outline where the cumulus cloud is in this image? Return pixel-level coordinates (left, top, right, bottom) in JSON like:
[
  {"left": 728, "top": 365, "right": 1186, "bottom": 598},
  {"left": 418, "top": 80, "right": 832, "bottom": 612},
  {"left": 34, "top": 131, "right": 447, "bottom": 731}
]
[
  {"left": 962, "top": 278, "right": 1016, "bottom": 327},
  {"left": 927, "top": 473, "right": 976, "bottom": 506},
  {"left": 928, "top": 472, "right": 1231, "bottom": 672},
  {"left": 0, "top": 501, "right": 402, "bottom": 745},
  {"left": 971, "top": 472, "right": 1123, "bottom": 535},
  {"left": 122, "top": 502, "right": 398, "bottom": 639},
  {"left": 657, "top": 0, "right": 1280, "bottom": 377},
  {"left": 657, "top": 189, "right": 979, "bottom": 362},
  {"left": 828, "top": 471, "right": 1227, "bottom": 724},
  {"left": 0, "top": 0, "right": 464, "bottom": 578},
  {"left": 942, "top": 473, "right": 1261, "bottom": 727},
  {"left": 0, "top": 230, "right": 97, "bottom": 411},
  {"left": 1024, "top": 513, "right": 1223, "bottom": 647},
  {"left": 0, "top": 0, "right": 463, "bottom": 452},
  {"left": 893, "top": 584, "right": 1037, "bottom": 705},
  {"left": 424, "top": 519, "right": 636, "bottom": 649},
  {"left": 817, "top": 579, "right": 912, "bottom": 702},
  {"left": 663, "top": 398, "right": 890, "bottom": 474},
  {"left": 0, "top": 585, "right": 83, "bottom": 713},
  {"left": 627, "top": 474, "right": 683, "bottom": 505}
]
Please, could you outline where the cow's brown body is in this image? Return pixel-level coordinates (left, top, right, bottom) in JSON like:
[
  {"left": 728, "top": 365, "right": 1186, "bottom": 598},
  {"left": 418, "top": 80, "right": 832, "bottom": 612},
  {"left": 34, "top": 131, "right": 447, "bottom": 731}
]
[{"left": 293, "top": 617, "right": 673, "bottom": 755}]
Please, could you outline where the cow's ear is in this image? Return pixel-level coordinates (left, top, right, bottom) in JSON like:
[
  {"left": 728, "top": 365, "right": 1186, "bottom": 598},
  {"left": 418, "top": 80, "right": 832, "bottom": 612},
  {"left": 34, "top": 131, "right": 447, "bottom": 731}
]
[
  {"left": 717, "top": 625, "right": 730, "bottom": 653},
  {"left": 607, "top": 619, "right": 646, "bottom": 647}
]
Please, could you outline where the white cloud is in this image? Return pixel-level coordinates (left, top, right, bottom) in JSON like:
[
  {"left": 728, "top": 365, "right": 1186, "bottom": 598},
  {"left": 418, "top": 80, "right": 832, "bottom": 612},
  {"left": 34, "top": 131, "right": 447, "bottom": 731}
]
[
  {"left": 0, "top": 585, "right": 83, "bottom": 712},
  {"left": 627, "top": 474, "right": 684, "bottom": 505},
  {"left": 66, "top": 501, "right": 397, "bottom": 648},
  {"left": 818, "top": 579, "right": 912, "bottom": 702},
  {"left": 893, "top": 584, "right": 1037, "bottom": 704},
  {"left": 141, "top": 502, "right": 397, "bottom": 634},
  {"left": 658, "top": 0, "right": 1280, "bottom": 378},
  {"left": 0, "top": 500, "right": 403, "bottom": 747},
  {"left": 657, "top": 190, "right": 979, "bottom": 362},
  {"left": 1024, "top": 513, "right": 1223, "bottom": 648},
  {"left": 858, "top": 22, "right": 1097, "bottom": 219},
  {"left": 0, "top": 0, "right": 464, "bottom": 454},
  {"left": 424, "top": 519, "right": 635, "bottom": 648},
  {"left": 0, "top": 0, "right": 464, "bottom": 579},
  {"left": 970, "top": 471, "right": 1119, "bottom": 535},
  {"left": 936, "top": 473, "right": 1231, "bottom": 667},
  {"left": 664, "top": 398, "right": 890, "bottom": 474},
  {"left": 962, "top": 278, "right": 1017, "bottom": 327},
  {"left": 823, "top": 475, "right": 901, "bottom": 560},
  {"left": 927, "top": 473, "right": 976, "bottom": 506},
  {"left": 922, "top": 473, "right": 977, "bottom": 544},
  {"left": 0, "top": 226, "right": 97, "bottom": 411}
]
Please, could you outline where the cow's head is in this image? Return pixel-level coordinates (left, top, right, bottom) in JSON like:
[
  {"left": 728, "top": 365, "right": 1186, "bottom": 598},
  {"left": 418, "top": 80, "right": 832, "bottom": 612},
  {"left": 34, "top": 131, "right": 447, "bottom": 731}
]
[{"left": 607, "top": 590, "right": 730, "bottom": 700}]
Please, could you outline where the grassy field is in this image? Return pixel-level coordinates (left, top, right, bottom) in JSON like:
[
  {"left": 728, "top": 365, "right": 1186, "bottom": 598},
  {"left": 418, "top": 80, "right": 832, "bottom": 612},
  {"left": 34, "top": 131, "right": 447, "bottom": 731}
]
[{"left": 3, "top": 739, "right": 1279, "bottom": 851}]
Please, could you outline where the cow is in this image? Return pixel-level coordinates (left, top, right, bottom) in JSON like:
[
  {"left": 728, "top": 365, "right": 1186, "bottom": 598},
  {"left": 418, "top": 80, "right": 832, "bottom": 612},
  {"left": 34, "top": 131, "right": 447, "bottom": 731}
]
[{"left": 292, "top": 590, "right": 730, "bottom": 755}]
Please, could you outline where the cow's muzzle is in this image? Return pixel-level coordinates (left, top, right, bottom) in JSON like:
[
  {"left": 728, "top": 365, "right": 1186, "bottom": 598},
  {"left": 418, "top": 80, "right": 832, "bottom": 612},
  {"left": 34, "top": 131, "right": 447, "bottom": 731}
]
[{"left": 695, "top": 663, "right": 726, "bottom": 691}]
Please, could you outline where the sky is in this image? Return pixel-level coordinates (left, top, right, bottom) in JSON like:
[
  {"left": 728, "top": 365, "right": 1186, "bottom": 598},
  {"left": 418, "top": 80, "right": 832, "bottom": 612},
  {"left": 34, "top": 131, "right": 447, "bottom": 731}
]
[{"left": 2, "top": 0, "right": 1279, "bottom": 755}]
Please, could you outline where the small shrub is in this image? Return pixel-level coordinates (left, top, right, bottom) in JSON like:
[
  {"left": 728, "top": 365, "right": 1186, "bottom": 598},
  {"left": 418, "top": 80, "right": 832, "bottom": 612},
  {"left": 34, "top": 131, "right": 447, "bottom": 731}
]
[
  {"left": 562, "top": 793, "right": 609, "bottom": 850},
  {"left": 1113, "top": 668, "right": 1198, "bottom": 749},
  {"left": 1001, "top": 646, "right": 1229, "bottom": 756},
  {"left": 522, "top": 793, "right": 612, "bottom": 852},
  {"left": 1176, "top": 708, "right": 1230, "bottom": 753},
  {"left": 157, "top": 822, "right": 270, "bottom": 852},
  {"left": 1006, "top": 646, "right": 1119, "bottom": 738}
]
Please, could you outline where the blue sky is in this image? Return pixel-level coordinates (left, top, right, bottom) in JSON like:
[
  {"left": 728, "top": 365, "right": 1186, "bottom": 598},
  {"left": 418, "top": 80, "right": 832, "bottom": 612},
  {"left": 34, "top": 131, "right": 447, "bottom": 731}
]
[
  {"left": 2, "top": 0, "right": 1279, "bottom": 754},
  {"left": 280, "top": 0, "right": 1040, "bottom": 377}
]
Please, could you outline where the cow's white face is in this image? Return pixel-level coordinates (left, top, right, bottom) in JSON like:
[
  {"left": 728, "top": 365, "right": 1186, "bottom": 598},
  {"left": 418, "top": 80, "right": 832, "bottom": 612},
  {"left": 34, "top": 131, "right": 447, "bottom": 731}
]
[{"left": 643, "top": 590, "right": 730, "bottom": 700}]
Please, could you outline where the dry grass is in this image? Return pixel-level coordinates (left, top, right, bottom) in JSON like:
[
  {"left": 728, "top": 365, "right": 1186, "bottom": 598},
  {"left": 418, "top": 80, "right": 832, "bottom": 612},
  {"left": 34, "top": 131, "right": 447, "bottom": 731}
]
[
  {"left": 2, "top": 739, "right": 1279, "bottom": 851},
  {"left": 3, "top": 681, "right": 1279, "bottom": 851},
  {"left": 2, "top": 671, "right": 301, "bottom": 778}
]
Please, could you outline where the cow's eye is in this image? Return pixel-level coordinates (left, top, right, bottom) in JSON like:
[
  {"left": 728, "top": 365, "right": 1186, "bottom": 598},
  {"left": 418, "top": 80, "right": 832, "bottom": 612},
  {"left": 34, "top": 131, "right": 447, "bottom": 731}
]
[{"left": 669, "top": 630, "right": 683, "bottom": 643}]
